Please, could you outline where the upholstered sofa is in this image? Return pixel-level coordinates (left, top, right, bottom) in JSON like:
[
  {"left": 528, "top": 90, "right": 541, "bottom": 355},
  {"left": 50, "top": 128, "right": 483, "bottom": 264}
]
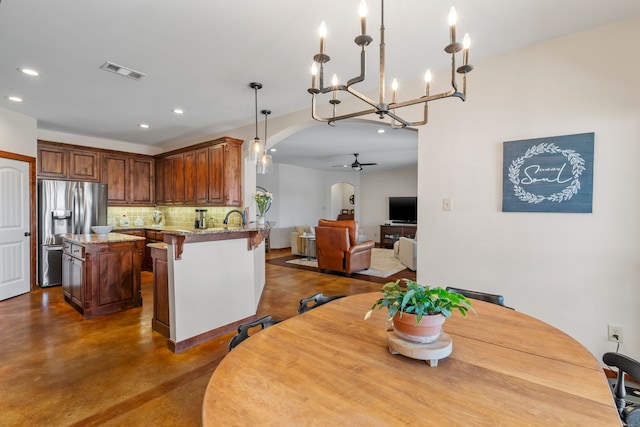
[
  {"left": 315, "top": 219, "right": 375, "bottom": 275},
  {"left": 394, "top": 236, "right": 417, "bottom": 271}
]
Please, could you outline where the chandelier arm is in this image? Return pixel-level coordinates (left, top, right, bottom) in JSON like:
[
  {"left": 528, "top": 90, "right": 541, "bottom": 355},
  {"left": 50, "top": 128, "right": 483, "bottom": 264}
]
[
  {"left": 346, "top": 45, "right": 367, "bottom": 87},
  {"left": 311, "top": 94, "right": 377, "bottom": 123},
  {"left": 345, "top": 86, "right": 378, "bottom": 109},
  {"left": 450, "top": 50, "right": 459, "bottom": 93}
]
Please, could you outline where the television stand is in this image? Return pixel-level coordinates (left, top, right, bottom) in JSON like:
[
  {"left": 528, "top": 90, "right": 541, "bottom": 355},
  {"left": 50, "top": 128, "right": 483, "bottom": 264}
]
[{"left": 379, "top": 224, "right": 417, "bottom": 249}]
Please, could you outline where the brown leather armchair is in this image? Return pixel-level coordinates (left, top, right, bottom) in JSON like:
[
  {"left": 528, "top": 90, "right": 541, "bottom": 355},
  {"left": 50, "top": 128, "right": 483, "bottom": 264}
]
[{"left": 315, "top": 219, "right": 375, "bottom": 275}]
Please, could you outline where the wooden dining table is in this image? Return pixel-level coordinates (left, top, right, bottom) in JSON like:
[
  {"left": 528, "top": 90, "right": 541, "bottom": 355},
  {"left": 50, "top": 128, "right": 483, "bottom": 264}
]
[{"left": 202, "top": 292, "right": 620, "bottom": 426}]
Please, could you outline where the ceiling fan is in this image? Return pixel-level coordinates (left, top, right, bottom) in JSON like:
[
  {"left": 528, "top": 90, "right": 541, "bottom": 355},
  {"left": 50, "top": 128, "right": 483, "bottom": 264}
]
[{"left": 332, "top": 153, "right": 378, "bottom": 171}]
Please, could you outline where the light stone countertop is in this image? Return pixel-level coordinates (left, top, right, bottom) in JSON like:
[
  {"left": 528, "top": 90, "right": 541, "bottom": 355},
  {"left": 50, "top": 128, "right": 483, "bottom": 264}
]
[{"left": 62, "top": 232, "right": 146, "bottom": 245}]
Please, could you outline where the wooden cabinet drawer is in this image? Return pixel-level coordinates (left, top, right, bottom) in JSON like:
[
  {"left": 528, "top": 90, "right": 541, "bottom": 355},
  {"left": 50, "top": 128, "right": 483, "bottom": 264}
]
[
  {"left": 63, "top": 242, "right": 85, "bottom": 259},
  {"left": 145, "top": 230, "right": 163, "bottom": 241}
]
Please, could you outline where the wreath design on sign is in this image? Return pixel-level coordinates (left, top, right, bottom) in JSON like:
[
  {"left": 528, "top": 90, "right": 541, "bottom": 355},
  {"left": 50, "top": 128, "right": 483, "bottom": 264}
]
[{"left": 508, "top": 142, "right": 586, "bottom": 204}]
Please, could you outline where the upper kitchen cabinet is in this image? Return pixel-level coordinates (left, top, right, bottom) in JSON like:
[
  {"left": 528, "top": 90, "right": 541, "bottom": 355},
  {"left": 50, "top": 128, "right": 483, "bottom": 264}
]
[
  {"left": 102, "top": 153, "right": 155, "bottom": 206},
  {"left": 155, "top": 137, "right": 242, "bottom": 206},
  {"left": 38, "top": 141, "right": 100, "bottom": 182},
  {"left": 222, "top": 140, "right": 242, "bottom": 206}
]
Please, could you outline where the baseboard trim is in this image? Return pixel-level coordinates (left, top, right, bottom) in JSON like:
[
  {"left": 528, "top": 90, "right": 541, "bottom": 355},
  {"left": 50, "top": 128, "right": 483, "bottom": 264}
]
[{"left": 167, "top": 314, "right": 257, "bottom": 353}]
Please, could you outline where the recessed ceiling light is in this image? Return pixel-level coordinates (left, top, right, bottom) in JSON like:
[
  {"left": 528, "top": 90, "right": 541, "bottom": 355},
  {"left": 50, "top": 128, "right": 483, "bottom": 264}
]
[
  {"left": 377, "top": 129, "right": 385, "bottom": 134},
  {"left": 269, "top": 148, "right": 277, "bottom": 152},
  {"left": 172, "top": 108, "right": 184, "bottom": 114},
  {"left": 7, "top": 96, "right": 23, "bottom": 102},
  {"left": 138, "top": 123, "right": 150, "bottom": 129},
  {"left": 17, "top": 68, "right": 39, "bottom": 77}
]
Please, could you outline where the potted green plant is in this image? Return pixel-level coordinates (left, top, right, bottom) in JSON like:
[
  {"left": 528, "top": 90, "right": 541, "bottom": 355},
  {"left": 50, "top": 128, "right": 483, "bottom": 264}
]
[{"left": 365, "top": 279, "right": 474, "bottom": 343}]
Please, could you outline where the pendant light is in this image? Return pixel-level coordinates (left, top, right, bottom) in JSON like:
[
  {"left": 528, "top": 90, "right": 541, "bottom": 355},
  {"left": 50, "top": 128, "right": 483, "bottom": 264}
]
[
  {"left": 247, "top": 82, "right": 264, "bottom": 165},
  {"left": 257, "top": 109, "right": 273, "bottom": 174}
]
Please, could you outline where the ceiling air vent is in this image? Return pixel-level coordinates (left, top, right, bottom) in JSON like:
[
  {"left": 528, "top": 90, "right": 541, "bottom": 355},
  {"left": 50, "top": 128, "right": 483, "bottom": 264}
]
[{"left": 100, "top": 61, "right": 146, "bottom": 81}]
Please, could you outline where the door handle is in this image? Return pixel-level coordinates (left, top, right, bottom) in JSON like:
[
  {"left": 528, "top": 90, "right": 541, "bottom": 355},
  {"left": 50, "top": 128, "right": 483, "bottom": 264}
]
[{"left": 24, "top": 232, "right": 31, "bottom": 237}]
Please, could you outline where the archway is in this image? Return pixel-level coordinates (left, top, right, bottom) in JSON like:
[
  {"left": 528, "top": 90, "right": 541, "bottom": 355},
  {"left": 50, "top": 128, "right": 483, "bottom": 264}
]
[{"left": 330, "top": 182, "right": 355, "bottom": 220}]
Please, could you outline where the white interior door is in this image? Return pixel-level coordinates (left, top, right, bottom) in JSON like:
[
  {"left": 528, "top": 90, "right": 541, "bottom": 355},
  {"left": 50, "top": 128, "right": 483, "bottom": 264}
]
[{"left": 0, "top": 157, "right": 30, "bottom": 301}]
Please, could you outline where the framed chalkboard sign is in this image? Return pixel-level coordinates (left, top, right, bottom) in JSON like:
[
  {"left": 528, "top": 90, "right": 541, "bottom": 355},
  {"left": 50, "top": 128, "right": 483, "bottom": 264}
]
[{"left": 502, "top": 133, "right": 594, "bottom": 213}]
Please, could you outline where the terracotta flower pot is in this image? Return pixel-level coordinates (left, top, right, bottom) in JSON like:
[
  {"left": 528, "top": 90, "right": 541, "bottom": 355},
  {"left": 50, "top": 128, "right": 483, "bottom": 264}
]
[{"left": 392, "top": 312, "right": 445, "bottom": 343}]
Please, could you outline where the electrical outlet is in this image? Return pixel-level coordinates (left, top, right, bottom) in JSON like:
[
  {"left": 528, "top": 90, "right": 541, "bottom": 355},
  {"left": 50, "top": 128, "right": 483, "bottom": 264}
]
[{"left": 608, "top": 324, "right": 624, "bottom": 343}]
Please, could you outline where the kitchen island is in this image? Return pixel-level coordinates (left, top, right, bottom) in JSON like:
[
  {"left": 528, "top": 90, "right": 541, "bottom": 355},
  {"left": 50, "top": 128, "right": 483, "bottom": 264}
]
[
  {"left": 62, "top": 233, "right": 146, "bottom": 319},
  {"left": 159, "top": 225, "right": 269, "bottom": 353}
]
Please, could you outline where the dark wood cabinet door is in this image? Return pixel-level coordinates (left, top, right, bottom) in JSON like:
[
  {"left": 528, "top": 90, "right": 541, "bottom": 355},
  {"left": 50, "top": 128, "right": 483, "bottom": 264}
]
[
  {"left": 69, "top": 256, "right": 84, "bottom": 308},
  {"left": 224, "top": 142, "right": 242, "bottom": 206},
  {"left": 69, "top": 149, "right": 100, "bottom": 182},
  {"left": 61, "top": 253, "right": 72, "bottom": 299},
  {"left": 151, "top": 247, "right": 169, "bottom": 337},
  {"left": 102, "top": 154, "right": 129, "bottom": 204},
  {"left": 38, "top": 145, "right": 68, "bottom": 178},
  {"left": 162, "top": 157, "right": 174, "bottom": 204},
  {"left": 155, "top": 159, "right": 165, "bottom": 204},
  {"left": 172, "top": 154, "right": 185, "bottom": 203},
  {"left": 183, "top": 151, "right": 196, "bottom": 204},
  {"left": 207, "top": 145, "right": 224, "bottom": 204},
  {"left": 195, "top": 148, "right": 209, "bottom": 204},
  {"left": 129, "top": 157, "right": 154, "bottom": 205}
]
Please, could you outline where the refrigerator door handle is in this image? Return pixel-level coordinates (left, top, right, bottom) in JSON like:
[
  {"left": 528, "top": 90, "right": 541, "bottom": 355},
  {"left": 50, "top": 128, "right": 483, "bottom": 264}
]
[{"left": 73, "top": 187, "right": 84, "bottom": 234}]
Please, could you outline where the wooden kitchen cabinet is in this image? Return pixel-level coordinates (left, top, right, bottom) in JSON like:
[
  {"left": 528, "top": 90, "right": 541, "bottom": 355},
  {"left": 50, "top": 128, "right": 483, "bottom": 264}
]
[
  {"left": 144, "top": 230, "right": 164, "bottom": 271},
  {"left": 61, "top": 250, "right": 82, "bottom": 303},
  {"left": 155, "top": 136, "right": 242, "bottom": 206},
  {"left": 102, "top": 153, "right": 154, "bottom": 206},
  {"left": 38, "top": 141, "right": 100, "bottom": 181},
  {"left": 38, "top": 143, "right": 67, "bottom": 178},
  {"left": 62, "top": 236, "right": 144, "bottom": 319},
  {"left": 149, "top": 244, "right": 169, "bottom": 337},
  {"left": 69, "top": 149, "right": 100, "bottom": 181},
  {"left": 223, "top": 140, "right": 242, "bottom": 206},
  {"left": 183, "top": 150, "right": 196, "bottom": 204}
]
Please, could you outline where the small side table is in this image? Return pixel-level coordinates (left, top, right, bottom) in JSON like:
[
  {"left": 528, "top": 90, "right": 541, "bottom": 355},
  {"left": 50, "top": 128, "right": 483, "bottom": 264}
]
[{"left": 299, "top": 234, "right": 316, "bottom": 261}]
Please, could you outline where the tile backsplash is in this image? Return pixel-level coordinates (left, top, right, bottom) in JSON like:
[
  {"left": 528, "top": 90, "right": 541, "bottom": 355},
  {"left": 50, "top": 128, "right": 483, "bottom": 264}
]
[{"left": 107, "top": 206, "right": 244, "bottom": 228}]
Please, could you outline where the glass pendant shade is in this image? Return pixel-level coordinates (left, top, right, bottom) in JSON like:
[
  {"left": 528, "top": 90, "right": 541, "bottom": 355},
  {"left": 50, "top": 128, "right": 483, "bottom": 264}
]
[
  {"left": 257, "top": 152, "right": 273, "bottom": 175},
  {"left": 249, "top": 137, "right": 264, "bottom": 165}
]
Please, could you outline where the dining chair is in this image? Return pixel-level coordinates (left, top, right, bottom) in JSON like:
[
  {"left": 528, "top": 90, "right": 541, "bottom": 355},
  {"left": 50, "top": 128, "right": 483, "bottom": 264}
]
[
  {"left": 297, "top": 293, "right": 346, "bottom": 314},
  {"left": 603, "top": 352, "right": 640, "bottom": 427},
  {"left": 228, "top": 315, "right": 280, "bottom": 351},
  {"left": 445, "top": 287, "right": 514, "bottom": 310}
]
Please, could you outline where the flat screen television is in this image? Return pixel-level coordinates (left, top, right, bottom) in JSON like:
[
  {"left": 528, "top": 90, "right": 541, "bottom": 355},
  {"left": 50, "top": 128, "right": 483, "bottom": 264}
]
[{"left": 388, "top": 196, "right": 417, "bottom": 224}]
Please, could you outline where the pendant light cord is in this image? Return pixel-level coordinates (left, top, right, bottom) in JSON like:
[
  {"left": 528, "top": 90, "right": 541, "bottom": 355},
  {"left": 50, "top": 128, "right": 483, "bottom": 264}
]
[{"left": 254, "top": 86, "right": 259, "bottom": 140}]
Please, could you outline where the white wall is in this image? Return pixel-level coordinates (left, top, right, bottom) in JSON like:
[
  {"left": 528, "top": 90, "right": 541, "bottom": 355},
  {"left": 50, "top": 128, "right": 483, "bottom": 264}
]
[
  {"left": 360, "top": 168, "right": 418, "bottom": 243},
  {"left": 37, "top": 129, "right": 162, "bottom": 156},
  {"left": 0, "top": 107, "right": 37, "bottom": 157},
  {"left": 418, "top": 17, "right": 640, "bottom": 361}
]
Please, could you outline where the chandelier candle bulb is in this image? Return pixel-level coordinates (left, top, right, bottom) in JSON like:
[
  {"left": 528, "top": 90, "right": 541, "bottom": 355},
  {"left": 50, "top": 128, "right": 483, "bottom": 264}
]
[
  {"left": 311, "top": 63, "right": 318, "bottom": 89},
  {"left": 425, "top": 69, "right": 432, "bottom": 95},
  {"left": 391, "top": 78, "right": 398, "bottom": 103},
  {"left": 448, "top": 7, "right": 457, "bottom": 43},
  {"left": 463, "top": 33, "right": 471, "bottom": 65},
  {"left": 319, "top": 21, "right": 327, "bottom": 54},
  {"left": 359, "top": 0, "right": 367, "bottom": 36}
]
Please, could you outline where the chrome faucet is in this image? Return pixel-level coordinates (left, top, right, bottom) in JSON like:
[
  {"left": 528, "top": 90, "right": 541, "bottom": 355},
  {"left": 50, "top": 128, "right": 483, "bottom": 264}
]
[{"left": 223, "top": 210, "right": 246, "bottom": 227}]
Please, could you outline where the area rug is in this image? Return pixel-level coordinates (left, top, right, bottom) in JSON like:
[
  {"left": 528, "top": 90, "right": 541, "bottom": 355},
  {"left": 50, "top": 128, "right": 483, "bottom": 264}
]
[
  {"left": 286, "top": 248, "right": 404, "bottom": 278},
  {"left": 267, "top": 248, "right": 416, "bottom": 284}
]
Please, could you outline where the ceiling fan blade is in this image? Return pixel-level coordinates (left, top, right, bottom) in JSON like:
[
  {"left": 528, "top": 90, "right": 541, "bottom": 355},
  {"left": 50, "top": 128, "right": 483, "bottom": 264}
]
[
  {"left": 359, "top": 162, "right": 378, "bottom": 166},
  {"left": 332, "top": 164, "right": 349, "bottom": 168}
]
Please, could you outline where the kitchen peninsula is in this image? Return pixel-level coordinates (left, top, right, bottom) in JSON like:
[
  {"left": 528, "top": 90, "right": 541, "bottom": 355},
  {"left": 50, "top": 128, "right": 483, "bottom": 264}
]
[{"left": 159, "top": 225, "right": 269, "bottom": 353}]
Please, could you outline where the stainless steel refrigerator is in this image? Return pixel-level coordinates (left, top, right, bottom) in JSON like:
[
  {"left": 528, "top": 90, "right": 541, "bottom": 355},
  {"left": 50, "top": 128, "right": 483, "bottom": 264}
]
[{"left": 37, "top": 179, "right": 108, "bottom": 288}]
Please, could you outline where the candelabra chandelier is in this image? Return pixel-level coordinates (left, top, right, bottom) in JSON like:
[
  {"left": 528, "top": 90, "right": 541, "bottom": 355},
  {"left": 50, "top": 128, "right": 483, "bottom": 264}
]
[{"left": 307, "top": 0, "right": 473, "bottom": 128}]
